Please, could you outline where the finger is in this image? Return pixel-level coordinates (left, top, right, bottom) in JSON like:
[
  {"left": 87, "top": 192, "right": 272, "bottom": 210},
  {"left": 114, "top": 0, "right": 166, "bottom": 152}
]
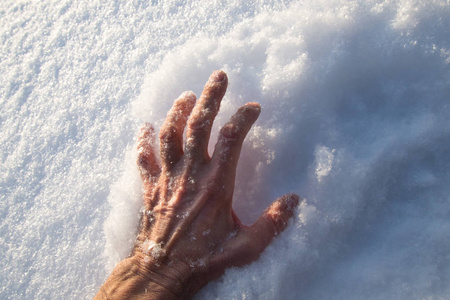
[
  {"left": 185, "top": 70, "right": 228, "bottom": 163},
  {"left": 137, "top": 123, "right": 161, "bottom": 182},
  {"left": 159, "top": 91, "right": 196, "bottom": 168},
  {"left": 213, "top": 194, "right": 300, "bottom": 267},
  {"left": 248, "top": 193, "right": 300, "bottom": 248},
  {"left": 210, "top": 102, "right": 261, "bottom": 194}
]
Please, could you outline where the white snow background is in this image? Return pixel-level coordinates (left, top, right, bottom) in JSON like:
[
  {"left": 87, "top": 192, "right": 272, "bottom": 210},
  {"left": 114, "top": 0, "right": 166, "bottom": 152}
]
[{"left": 1, "top": 0, "right": 450, "bottom": 299}]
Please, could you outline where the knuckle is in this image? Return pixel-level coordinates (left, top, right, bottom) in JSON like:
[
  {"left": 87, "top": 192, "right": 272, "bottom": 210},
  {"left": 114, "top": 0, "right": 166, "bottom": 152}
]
[
  {"left": 159, "top": 127, "right": 178, "bottom": 144},
  {"left": 137, "top": 153, "right": 147, "bottom": 167},
  {"left": 220, "top": 123, "right": 240, "bottom": 141},
  {"left": 188, "top": 117, "right": 210, "bottom": 132},
  {"left": 137, "top": 147, "right": 152, "bottom": 167}
]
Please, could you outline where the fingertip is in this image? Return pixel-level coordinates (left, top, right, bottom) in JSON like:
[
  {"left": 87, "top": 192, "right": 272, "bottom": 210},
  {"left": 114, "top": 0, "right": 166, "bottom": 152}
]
[
  {"left": 269, "top": 194, "right": 300, "bottom": 217},
  {"left": 205, "top": 70, "right": 228, "bottom": 92},
  {"left": 211, "top": 69, "right": 227, "bottom": 82},
  {"left": 228, "top": 103, "right": 261, "bottom": 128},
  {"left": 245, "top": 102, "right": 261, "bottom": 111},
  {"left": 280, "top": 193, "right": 301, "bottom": 212},
  {"left": 138, "top": 123, "right": 156, "bottom": 143},
  {"left": 172, "top": 91, "right": 196, "bottom": 114},
  {"left": 137, "top": 123, "right": 160, "bottom": 179},
  {"left": 264, "top": 193, "right": 301, "bottom": 234},
  {"left": 241, "top": 102, "right": 261, "bottom": 121},
  {"left": 178, "top": 90, "right": 197, "bottom": 103},
  {"left": 140, "top": 122, "right": 154, "bottom": 132}
]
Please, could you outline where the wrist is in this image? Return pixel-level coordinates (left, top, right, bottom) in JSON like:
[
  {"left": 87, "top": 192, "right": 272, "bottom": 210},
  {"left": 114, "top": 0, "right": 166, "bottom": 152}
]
[{"left": 94, "top": 252, "right": 200, "bottom": 300}]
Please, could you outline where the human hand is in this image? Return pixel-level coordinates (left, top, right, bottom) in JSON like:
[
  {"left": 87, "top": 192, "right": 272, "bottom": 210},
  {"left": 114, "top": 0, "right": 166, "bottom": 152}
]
[{"left": 94, "top": 70, "right": 300, "bottom": 299}]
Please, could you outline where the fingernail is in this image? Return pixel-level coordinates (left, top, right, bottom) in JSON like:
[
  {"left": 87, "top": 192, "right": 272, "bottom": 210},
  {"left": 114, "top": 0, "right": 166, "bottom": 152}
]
[
  {"left": 245, "top": 102, "right": 261, "bottom": 112},
  {"left": 212, "top": 70, "right": 226, "bottom": 82}
]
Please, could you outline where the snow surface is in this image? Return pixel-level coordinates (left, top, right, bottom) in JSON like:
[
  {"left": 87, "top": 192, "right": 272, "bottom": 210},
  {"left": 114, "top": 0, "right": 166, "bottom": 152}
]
[{"left": 1, "top": 0, "right": 450, "bottom": 299}]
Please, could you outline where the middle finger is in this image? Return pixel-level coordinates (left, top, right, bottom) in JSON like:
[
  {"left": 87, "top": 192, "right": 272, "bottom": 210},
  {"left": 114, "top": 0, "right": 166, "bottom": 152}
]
[{"left": 185, "top": 70, "right": 228, "bottom": 164}]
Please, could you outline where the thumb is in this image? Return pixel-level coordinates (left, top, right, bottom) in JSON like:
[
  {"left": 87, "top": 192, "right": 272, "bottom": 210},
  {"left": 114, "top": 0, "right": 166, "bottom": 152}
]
[
  {"left": 215, "top": 194, "right": 300, "bottom": 268},
  {"left": 246, "top": 193, "right": 300, "bottom": 256}
]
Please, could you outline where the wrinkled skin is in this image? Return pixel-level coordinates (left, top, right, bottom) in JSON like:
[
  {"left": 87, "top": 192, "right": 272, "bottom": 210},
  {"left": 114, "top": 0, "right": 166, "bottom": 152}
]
[{"left": 94, "top": 70, "right": 300, "bottom": 299}]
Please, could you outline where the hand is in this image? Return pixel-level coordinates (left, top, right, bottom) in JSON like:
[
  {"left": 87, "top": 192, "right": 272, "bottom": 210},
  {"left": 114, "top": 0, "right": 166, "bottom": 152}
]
[{"left": 94, "top": 70, "right": 300, "bottom": 299}]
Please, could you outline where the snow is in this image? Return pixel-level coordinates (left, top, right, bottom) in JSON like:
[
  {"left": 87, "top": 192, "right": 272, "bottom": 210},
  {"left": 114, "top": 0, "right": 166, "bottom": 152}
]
[
  {"left": 142, "top": 239, "right": 165, "bottom": 260},
  {"left": 314, "top": 145, "right": 335, "bottom": 182},
  {"left": 1, "top": 0, "right": 450, "bottom": 299}
]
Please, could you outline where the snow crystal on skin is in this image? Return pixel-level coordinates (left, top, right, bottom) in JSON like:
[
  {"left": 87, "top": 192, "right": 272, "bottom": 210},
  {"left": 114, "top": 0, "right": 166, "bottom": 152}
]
[
  {"left": 227, "top": 230, "right": 238, "bottom": 241},
  {"left": 142, "top": 239, "right": 165, "bottom": 260},
  {"left": 185, "top": 137, "right": 196, "bottom": 149},
  {"left": 187, "top": 258, "right": 207, "bottom": 271},
  {"left": 190, "top": 235, "right": 197, "bottom": 242},
  {"left": 166, "top": 91, "right": 196, "bottom": 123},
  {"left": 140, "top": 208, "right": 155, "bottom": 223},
  {"left": 176, "top": 211, "right": 189, "bottom": 219}
]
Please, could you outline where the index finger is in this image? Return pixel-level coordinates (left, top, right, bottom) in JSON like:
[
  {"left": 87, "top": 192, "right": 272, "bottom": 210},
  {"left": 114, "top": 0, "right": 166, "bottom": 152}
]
[{"left": 210, "top": 102, "right": 261, "bottom": 200}]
